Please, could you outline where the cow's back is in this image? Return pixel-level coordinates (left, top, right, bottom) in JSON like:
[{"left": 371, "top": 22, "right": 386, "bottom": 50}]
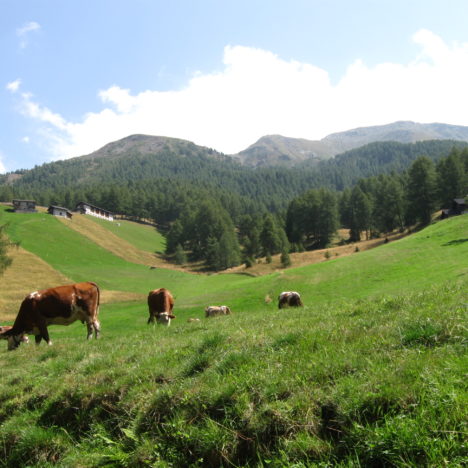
[
  {"left": 148, "top": 288, "right": 174, "bottom": 313},
  {"left": 33, "top": 282, "right": 100, "bottom": 320}
]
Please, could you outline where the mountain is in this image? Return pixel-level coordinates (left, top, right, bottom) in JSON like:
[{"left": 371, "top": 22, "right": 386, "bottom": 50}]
[
  {"left": 236, "top": 121, "right": 468, "bottom": 167},
  {"left": 234, "top": 135, "right": 334, "bottom": 167},
  {"left": 81, "top": 134, "right": 222, "bottom": 161}
]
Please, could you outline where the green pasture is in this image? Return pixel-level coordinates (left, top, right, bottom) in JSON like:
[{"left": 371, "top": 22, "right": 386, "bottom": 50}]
[
  {"left": 1, "top": 205, "right": 467, "bottom": 316},
  {"left": 87, "top": 216, "right": 166, "bottom": 254},
  {"left": 0, "top": 207, "right": 467, "bottom": 466},
  {"left": 0, "top": 280, "right": 466, "bottom": 467}
]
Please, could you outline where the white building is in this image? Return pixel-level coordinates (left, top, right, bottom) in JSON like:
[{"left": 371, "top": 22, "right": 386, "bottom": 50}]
[{"left": 75, "top": 201, "right": 114, "bottom": 221}]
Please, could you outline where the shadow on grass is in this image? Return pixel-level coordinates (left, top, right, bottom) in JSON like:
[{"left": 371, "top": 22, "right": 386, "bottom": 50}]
[{"left": 443, "top": 238, "right": 468, "bottom": 246}]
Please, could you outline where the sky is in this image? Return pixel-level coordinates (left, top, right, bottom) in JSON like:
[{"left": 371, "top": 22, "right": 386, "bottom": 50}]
[{"left": 2, "top": 0, "right": 468, "bottom": 173}]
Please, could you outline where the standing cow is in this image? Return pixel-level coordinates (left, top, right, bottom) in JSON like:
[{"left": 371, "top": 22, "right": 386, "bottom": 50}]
[
  {"left": 278, "top": 291, "right": 303, "bottom": 309},
  {"left": 0, "top": 282, "right": 100, "bottom": 350},
  {"left": 147, "top": 288, "right": 175, "bottom": 326}
]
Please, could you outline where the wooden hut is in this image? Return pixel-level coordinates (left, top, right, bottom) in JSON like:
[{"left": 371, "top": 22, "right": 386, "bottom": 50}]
[
  {"left": 48, "top": 205, "right": 73, "bottom": 219},
  {"left": 12, "top": 199, "right": 37, "bottom": 213}
]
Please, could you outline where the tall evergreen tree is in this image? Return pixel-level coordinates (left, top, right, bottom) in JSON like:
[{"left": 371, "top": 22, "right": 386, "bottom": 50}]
[
  {"left": 406, "top": 156, "right": 437, "bottom": 225},
  {"left": 165, "top": 220, "right": 183, "bottom": 254},
  {"left": 373, "top": 175, "right": 405, "bottom": 232},
  {"left": 260, "top": 214, "right": 287, "bottom": 256},
  {"left": 348, "top": 186, "right": 372, "bottom": 241},
  {"left": 217, "top": 230, "right": 241, "bottom": 270},
  {"left": 437, "top": 149, "right": 466, "bottom": 207}
]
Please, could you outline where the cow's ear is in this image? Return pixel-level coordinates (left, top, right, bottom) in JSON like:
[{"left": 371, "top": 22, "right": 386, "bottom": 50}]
[{"left": 169, "top": 314, "right": 176, "bottom": 319}]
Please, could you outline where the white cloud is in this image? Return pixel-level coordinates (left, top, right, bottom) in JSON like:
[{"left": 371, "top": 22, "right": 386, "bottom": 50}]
[
  {"left": 22, "top": 136, "right": 30, "bottom": 143},
  {"left": 17, "top": 21, "right": 41, "bottom": 49},
  {"left": 6, "top": 79, "right": 21, "bottom": 93},
  {"left": 14, "top": 29, "right": 468, "bottom": 160}
]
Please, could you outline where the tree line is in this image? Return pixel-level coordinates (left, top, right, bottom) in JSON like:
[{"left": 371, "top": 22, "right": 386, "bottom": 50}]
[
  {"left": 287, "top": 148, "right": 468, "bottom": 249},
  {"left": 0, "top": 144, "right": 466, "bottom": 271}
]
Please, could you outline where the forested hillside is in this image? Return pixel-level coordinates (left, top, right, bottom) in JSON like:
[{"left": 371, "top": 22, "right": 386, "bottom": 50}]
[
  {"left": 0, "top": 137, "right": 466, "bottom": 270},
  {"left": 1, "top": 137, "right": 465, "bottom": 212}
]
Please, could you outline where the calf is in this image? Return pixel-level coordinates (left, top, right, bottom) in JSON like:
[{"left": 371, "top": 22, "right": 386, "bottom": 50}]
[
  {"left": 0, "top": 282, "right": 100, "bottom": 350},
  {"left": 278, "top": 291, "right": 303, "bottom": 309},
  {"left": 147, "top": 288, "right": 175, "bottom": 326},
  {"left": 205, "top": 305, "right": 232, "bottom": 317}
]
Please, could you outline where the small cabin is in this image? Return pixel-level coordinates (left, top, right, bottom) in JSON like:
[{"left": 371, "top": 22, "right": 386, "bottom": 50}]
[
  {"left": 48, "top": 205, "right": 73, "bottom": 219},
  {"left": 441, "top": 198, "right": 467, "bottom": 219},
  {"left": 452, "top": 198, "right": 467, "bottom": 215},
  {"left": 12, "top": 199, "right": 37, "bottom": 213},
  {"left": 75, "top": 201, "right": 114, "bottom": 221}
]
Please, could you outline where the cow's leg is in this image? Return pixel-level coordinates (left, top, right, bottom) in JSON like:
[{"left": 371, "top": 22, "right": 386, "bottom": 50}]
[
  {"left": 147, "top": 314, "right": 155, "bottom": 324},
  {"left": 92, "top": 319, "right": 101, "bottom": 339},
  {"left": 35, "top": 334, "right": 42, "bottom": 345},
  {"left": 37, "top": 320, "right": 51, "bottom": 345},
  {"left": 86, "top": 322, "right": 93, "bottom": 340}
]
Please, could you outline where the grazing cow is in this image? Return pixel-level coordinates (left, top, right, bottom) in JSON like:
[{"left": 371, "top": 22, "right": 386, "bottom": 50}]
[
  {"left": 205, "top": 305, "right": 231, "bottom": 317},
  {"left": 147, "top": 288, "right": 175, "bottom": 326},
  {"left": 0, "top": 282, "right": 100, "bottom": 350},
  {"left": 278, "top": 291, "right": 303, "bottom": 309},
  {"left": 0, "top": 326, "right": 29, "bottom": 344}
]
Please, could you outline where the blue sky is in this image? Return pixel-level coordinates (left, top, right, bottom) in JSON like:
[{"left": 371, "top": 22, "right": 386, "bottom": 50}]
[{"left": 2, "top": 0, "right": 468, "bottom": 172}]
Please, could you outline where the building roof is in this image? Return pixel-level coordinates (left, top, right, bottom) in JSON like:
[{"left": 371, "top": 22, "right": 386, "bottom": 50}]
[
  {"left": 48, "top": 205, "right": 72, "bottom": 213},
  {"left": 75, "top": 201, "right": 113, "bottom": 215}
]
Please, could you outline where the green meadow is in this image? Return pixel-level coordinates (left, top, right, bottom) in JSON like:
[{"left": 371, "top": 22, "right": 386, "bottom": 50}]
[
  {"left": 0, "top": 207, "right": 467, "bottom": 467},
  {"left": 87, "top": 216, "right": 167, "bottom": 254}
]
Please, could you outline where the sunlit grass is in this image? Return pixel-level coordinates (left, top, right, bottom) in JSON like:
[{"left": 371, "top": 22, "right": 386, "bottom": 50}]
[{"left": 0, "top": 207, "right": 467, "bottom": 465}]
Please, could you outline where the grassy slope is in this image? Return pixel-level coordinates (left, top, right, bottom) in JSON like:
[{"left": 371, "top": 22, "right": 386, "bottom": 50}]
[
  {"left": 2, "top": 206, "right": 467, "bottom": 311},
  {"left": 56, "top": 213, "right": 171, "bottom": 268},
  {"left": 87, "top": 216, "right": 166, "bottom": 254},
  {"left": 0, "top": 208, "right": 467, "bottom": 466}
]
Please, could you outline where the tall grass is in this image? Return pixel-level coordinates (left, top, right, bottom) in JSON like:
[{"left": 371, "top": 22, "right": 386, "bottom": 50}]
[{"left": 0, "top": 281, "right": 466, "bottom": 466}]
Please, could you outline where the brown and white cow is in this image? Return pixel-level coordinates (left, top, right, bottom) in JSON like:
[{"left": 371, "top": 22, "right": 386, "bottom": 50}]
[
  {"left": 278, "top": 291, "right": 303, "bottom": 309},
  {"left": 0, "top": 282, "right": 100, "bottom": 350},
  {"left": 205, "top": 305, "right": 231, "bottom": 317},
  {"left": 147, "top": 288, "right": 175, "bottom": 326}
]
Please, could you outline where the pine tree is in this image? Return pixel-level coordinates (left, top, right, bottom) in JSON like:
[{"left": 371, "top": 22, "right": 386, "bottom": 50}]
[
  {"left": 280, "top": 249, "right": 291, "bottom": 268},
  {"left": 174, "top": 244, "right": 187, "bottom": 265},
  {"left": 217, "top": 229, "right": 241, "bottom": 270},
  {"left": 205, "top": 236, "right": 221, "bottom": 270},
  {"left": 406, "top": 156, "right": 437, "bottom": 225},
  {"left": 437, "top": 149, "right": 466, "bottom": 207},
  {"left": 348, "top": 186, "right": 372, "bottom": 241},
  {"left": 165, "top": 220, "right": 183, "bottom": 254}
]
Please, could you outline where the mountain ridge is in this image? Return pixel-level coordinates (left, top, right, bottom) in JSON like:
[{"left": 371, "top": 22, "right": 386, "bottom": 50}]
[{"left": 235, "top": 121, "right": 468, "bottom": 167}]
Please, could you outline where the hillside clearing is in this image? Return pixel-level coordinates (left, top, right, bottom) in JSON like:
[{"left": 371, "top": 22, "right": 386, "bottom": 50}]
[{"left": 56, "top": 213, "right": 173, "bottom": 269}]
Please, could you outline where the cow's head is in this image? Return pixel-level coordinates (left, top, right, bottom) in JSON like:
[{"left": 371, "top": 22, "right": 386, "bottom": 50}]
[
  {"left": 0, "top": 330, "right": 29, "bottom": 350},
  {"left": 156, "top": 312, "right": 176, "bottom": 326}
]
